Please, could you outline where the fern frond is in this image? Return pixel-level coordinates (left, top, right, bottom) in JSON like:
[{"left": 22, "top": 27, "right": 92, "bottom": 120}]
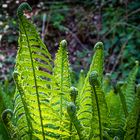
[
  {"left": 117, "top": 81, "right": 128, "bottom": 118},
  {"left": 122, "top": 61, "right": 139, "bottom": 113},
  {"left": 13, "top": 2, "right": 69, "bottom": 139},
  {"left": 77, "top": 42, "right": 104, "bottom": 108},
  {"left": 124, "top": 84, "right": 140, "bottom": 140},
  {"left": 106, "top": 90, "right": 125, "bottom": 138},
  {"left": 51, "top": 40, "right": 71, "bottom": 138},
  {"left": 89, "top": 71, "right": 103, "bottom": 140},
  {"left": 67, "top": 102, "right": 85, "bottom": 140},
  {"left": 77, "top": 42, "right": 108, "bottom": 139}
]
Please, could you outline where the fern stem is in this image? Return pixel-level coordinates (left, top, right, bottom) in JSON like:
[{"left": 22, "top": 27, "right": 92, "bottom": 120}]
[
  {"left": 59, "top": 40, "right": 67, "bottom": 128},
  {"left": 69, "top": 122, "right": 72, "bottom": 140},
  {"left": 19, "top": 17, "right": 45, "bottom": 140},
  {"left": 60, "top": 41, "right": 65, "bottom": 124},
  {"left": 69, "top": 87, "right": 78, "bottom": 139},
  {"left": 89, "top": 71, "right": 103, "bottom": 140},
  {"left": 92, "top": 85, "right": 103, "bottom": 140},
  {"left": 67, "top": 102, "right": 85, "bottom": 140}
]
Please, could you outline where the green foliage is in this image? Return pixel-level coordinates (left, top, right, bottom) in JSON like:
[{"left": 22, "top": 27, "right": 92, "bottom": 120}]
[
  {"left": 122, "top": 61, "right": 139, "bottom": 113},
  {"left": 0, "top": 2, "right": 140, "bottom": 140},
  {"left": 0, "top": 81, "right": 15, "bottom": 140},
  {"left": 76, "top": 42, "right": 105, "bottom": 139},
  {"left": 124, "top": 84, "right": 140, "bottom": 140}
]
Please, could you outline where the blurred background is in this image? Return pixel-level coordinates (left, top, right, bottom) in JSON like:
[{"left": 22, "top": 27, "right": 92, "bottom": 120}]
[{"left": 0, "top": 0, "right": 140, "bottom": 94}]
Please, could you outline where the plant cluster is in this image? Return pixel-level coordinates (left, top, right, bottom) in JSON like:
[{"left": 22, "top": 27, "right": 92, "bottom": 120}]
[{"left": 0, "top": 2, "right": 140, "bottom": 140}]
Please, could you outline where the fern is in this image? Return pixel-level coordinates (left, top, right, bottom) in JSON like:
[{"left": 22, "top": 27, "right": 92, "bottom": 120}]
[
  {"left": 122, "top": 61, "right": 139, "bottom": 113},
  {"left": 50, "top": 40, "right": 71, "bottom": 138},
  {"left": 77, "top": 42, "right": 108, "bottom": 139},
  {"left": 117, "top": 81, "right": 128, "bottom": 118},
  {"left": 89, "top": 71, "right": 103, "bottom": 140},
  {"left": 124, "top": 84, "right": 140, "bottom": 140},
  {"left": 67, "top": 102, "right": 85, "bottom": 140},
  {"left": 13, "top": 2, "right": 69, "bottom": 139},
  {"left": 106, "top": 89, "right": 125, "bottom": 138},
  {"left": 2, "top": 2, "right": 139, "bottom": 140}
]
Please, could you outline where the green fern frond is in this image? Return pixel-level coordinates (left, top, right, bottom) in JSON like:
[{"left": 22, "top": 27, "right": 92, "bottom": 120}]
[
  {"left": 51, "top": 40, "right": 71, "bottom": 138},
  {"left": 13, "top": 2, "right": 69, "bottom": 139},
  {"left": 122, "top": 61, "right": 139, "bottom": 113},
  {"left": 89, "top": 71, "right": 108, "bottom": 139},
  {"left": 77, "top": 42, "right": 104, "bottom": 108},
  {"left": 117, "top": 81, "right": 128, "bottom": 118},
  {"left": 77, "top": 42, "right": 108, "bottom": 139},
  {"left": 106, "top": 90, "right": 125, "bottom": 138},
  {"left": 124, "top": 84, "right": 140, "bottom": 140}
]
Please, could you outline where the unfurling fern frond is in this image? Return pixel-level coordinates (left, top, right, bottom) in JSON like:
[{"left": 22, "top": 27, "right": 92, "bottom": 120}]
[
  {"left": 77, "top": 42, "right": 108, "bottom": 139},
  {"left": 70, "top": 86, "right": 78, "bottom": 104},
  {"left": 67, "top": 102, "right": 85, "bottom": 140},
  {"left": 124, "top": 84, "right": 140, "bottom": 140},
  {"left": 13, "top": 2, "right": 69, "bottom": 139},
  {"left": 1, "top": 109, "right": 19, "bottom": 139},
  {"left": 17, "top": 2, "right": 32, "bottom": 17},
  {"left": 50, "top": 40, "right": 71, "bottom": 138},
  {"left": 89, "top": 71, "right": 103, "bottom": 140}
]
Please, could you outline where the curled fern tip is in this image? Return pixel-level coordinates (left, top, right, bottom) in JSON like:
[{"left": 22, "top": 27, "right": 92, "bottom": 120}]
[
  {"left": 94, "top": 42, "right": 103, "bottom": 50},
  {"left": 17, "top": 2, "right": 32, "bottom": 17},
  {"left": 67, "top": 102, "right": 76, "bottom": 116},
  {"left": 70, "top": 86, "right": 78, "bottom": 102},
  {"left": 89, "top": 71, "right": 98, "bottom": 86},
  {"left": 1, "top": 109, "right": 13, "bottom": 122},
  {"left": 60, "top": 40, "right": 67, "bottom": 48}
]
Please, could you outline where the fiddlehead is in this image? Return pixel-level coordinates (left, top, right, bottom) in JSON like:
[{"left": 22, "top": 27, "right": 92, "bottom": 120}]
[
  {"left": 89, "top": 71, "right": 103, "bottom": 140},
  {"left": 70, "top": 86, "right": 78, "bottom": 104},
  {"left": 89, "top": 71, "right": 100, "bottom": 87},
  {"left": 17, "top": 2, "right": 32, "bottom": 17},
  {"left": 67, "top": 102, "right": 85, "bottom": 140},
  {"left": 1, "top": 109, "right": 19, "bottom": 139},
  {"left": 60, "top": 39, "right": 67, "bottom": 49},
  {"left": 1, "top": 109, "right": 13, "bottom": 125},
  {"left": 69, "top": 86, "right": 78, "bottom": 138}
]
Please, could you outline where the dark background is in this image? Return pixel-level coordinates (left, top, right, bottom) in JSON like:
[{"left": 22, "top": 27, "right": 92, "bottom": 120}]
[{"left": 0, "top": 0, "right": 140, "bottom": 83}]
